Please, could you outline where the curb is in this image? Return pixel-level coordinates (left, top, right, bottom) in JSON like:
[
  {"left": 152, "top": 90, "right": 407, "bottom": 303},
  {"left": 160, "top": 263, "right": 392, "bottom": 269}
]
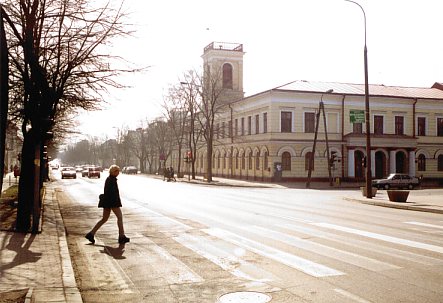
[{"left": 343, "top": 196, "right": 443, "bottom": 214}]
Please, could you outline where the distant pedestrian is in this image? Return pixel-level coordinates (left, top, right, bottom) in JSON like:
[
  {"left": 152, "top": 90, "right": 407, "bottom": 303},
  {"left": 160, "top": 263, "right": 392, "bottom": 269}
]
[{"left": 85, "top": 165, "right": 130, "bottom": 244}]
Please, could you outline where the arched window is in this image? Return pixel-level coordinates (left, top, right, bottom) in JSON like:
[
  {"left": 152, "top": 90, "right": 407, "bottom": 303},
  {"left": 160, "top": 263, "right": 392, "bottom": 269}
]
[
  {"left": 282, "top": 152, "right": 291, "bottom": 171},
  {"left": 223, "top": 153, "right": 226, "bottom": 169},
  {"left": 217, "top": 154, "right": 221, "bottom": 169},
  {"left": 305, "top": 152, "right": 314, "bottom": 171},
  {"left": 417, "top": 154, "right": 426, "bottom": 171},
  {"left": 235, "top": 154, "right": 239, "bottom": 169},
  {"left": 222, "top": 63, "right": 233, "bottom": 89},
  {"left": 241, "top": 154, "right": 245, "bottom": 169},
  {"left": 255, "top": 152, "right": 260, "bottom": 170},
  {"left": 212, "top": 154, "right": 216, "bottom": 169},
  {"left": 248, "top": 151, "right": 253, "bottom": 170},
  {"left": 264, "top": 151, "right": 269, "bottom": 170},
  {"left": 438, "top": 155, "right": 443, "bottom": 171}
]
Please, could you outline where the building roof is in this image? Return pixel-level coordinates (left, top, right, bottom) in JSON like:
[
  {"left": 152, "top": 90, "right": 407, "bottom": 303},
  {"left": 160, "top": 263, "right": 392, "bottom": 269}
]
[{"left": 273, "top": 80, "right": 443, "bottom": 100}]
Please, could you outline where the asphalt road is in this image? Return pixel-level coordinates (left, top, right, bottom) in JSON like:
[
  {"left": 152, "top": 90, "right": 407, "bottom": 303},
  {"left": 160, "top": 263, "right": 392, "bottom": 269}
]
[{"left": 55, "top": 172, "right": 443, "bottom": 303}]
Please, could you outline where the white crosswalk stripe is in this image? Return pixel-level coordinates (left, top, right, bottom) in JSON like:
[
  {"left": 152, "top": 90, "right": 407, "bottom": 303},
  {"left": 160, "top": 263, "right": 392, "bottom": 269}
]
[
  {"left": 203, "top": 227, "right": 345, "bottom": 277},
  {"left": 404, "top": 221, "right": 443, "bottom": 230},
  {"left": 246, "top": 225, "right": 401, "bottom": 272},
  {"left": 173, "top": 233, "right": 280, "bottom": 285},
  {"left": 312, "top": 222, "right": 443, "bottom": 254}
]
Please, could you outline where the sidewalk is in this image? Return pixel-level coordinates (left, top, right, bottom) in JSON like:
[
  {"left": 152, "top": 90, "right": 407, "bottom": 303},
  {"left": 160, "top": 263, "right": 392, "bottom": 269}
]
[{"left": 0, "top": 176, "right": 82, "bottom": 303}]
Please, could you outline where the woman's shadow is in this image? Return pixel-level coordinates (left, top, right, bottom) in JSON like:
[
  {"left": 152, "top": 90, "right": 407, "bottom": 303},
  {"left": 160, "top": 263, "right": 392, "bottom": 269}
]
[{"left": 98, "top": 243, "right": 126, "bottom": 260}]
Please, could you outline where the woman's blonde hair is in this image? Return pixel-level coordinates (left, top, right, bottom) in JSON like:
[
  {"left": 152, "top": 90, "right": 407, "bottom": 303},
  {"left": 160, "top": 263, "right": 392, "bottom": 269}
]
[{"left": 109, "top": 164, "right": 120, "bottom": 175}]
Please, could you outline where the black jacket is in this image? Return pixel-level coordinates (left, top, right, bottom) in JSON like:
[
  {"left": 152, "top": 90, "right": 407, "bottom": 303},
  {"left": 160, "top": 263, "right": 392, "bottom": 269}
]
[{"left": 102, "top": 175, "right": 122, "bottom": 208}]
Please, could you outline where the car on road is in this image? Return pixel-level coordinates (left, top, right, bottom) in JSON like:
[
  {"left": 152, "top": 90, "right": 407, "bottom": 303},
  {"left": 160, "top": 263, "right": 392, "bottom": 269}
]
[
  {"left": 122, "top": 166, "right": 138, "bottom": 174},
  {"left": 87, "top": 166, "right": 101, "bottom": 178},
  {"left": 372, "top": 173, "right": 420, "bottom": 190},
  {"left": 60, "top": 166, "right": 77, "bottom": 179}
]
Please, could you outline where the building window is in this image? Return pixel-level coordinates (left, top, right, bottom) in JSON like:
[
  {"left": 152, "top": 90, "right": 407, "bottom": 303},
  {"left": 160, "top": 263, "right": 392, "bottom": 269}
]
[
  {"left": 241, "top": 118, "right": 245, "bottom": 136},
  {"left": 216, "top": 123, "right": 219, "bottom": 139},
  {"left": 221, "top": 122, "right": 225, "bottom": 139},
  {"left": 438, "top": 155, "right": 443, "bottom": 171},
  {"left": 223, "top": 154, "right": 226, "bottom": 169},
  {"left": 374, "top": 115, "right": 384, "bottom": 135},
  {"left": 248, "top": 151, "right": 253, "bottom": 170},
  {"left": 235, "top": 119, "right": 238, "bottom": 136},
  {"left": 217, "top": 154, "right": 220, "bottom": 169},
  {"left": 395, "top": 116, "right": 404, "bottom": 135},
  {"left": 263, "top": 113, "right": 268, "bottom": 133},
  {"left": 281, "top": 111, "right": 292, "bottom": 133},
  {"left": 248, "top": 116, "right": 252, "bottom": 135},
  {"left": 255, "top": 152, "right": 260, "bottom": 170},
  {"left": 264, "top": 151, "right": 268, "bottom": 169},
  {"left": 222, "top": 63, "right": 233, "bottom": 89},
  {"left": 417, "top": 117, "right": 426, "bottom": 136},
  {"left": 212, "top": 155, "right": 215, "bottom": 169},
  {"left": 305, "top": 152, "right": 314, "bottom": 171},
  {"left": 255, "top": 114, "right": 259, "bottom": 134},
  {"left": 304, "top": 112, "right": 315, "bottom": 133},
  {"left": 241, "top": 154, "right": 245, "bottom": 169},
  {"left": 229, "top": 120, "right": 232, "bottom": 137},
  {"left": 437, "top": 118, "right": 443, "bottom": 136},
  {"left": 235, "top": 154, "right": 239, "bottom": 169},
  {"left": 282, "top": 152, "right": 291, "bottom": 171},
  {"left": 417, "top": 154, "right": 426, "bottom": 171},
  {"left": 353, "top": 122, "right": 363, "bottom": 134}
]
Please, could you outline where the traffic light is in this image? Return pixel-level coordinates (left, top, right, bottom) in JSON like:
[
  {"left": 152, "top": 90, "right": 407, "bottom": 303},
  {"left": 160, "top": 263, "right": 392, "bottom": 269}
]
[{"left": 329, "top": 151, "right": 337, "bottom": 167}]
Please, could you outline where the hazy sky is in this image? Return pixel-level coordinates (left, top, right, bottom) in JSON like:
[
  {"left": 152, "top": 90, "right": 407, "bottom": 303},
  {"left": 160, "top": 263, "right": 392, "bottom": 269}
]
[{"left": 77, "top": 0, "right": 443, "bottom": 139}]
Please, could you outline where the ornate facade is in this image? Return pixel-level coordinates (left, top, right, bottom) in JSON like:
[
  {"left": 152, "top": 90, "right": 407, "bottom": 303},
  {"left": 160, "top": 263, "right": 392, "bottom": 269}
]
[{"left": 171, "top": 42, "right": 443, "bottom": 185}]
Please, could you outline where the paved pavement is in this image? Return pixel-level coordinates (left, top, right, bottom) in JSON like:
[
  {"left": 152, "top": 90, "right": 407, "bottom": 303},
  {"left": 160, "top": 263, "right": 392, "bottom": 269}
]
[{"left": 0, "top": 173, "right": 442, "bottom": 302}]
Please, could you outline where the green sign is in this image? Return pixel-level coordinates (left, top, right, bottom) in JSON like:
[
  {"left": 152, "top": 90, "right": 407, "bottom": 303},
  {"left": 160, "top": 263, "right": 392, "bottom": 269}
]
[{"left": 350, "top": 110, "right": 365, "bottom": 123}]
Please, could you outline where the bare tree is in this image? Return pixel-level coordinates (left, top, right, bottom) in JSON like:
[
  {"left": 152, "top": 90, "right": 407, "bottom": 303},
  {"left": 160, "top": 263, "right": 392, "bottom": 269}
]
[
  {"left": 1, "top": 0, "right": 141, "bottom": 231},
  {"left": 196, "top": 66, "right": 225, "bottom": 182}
]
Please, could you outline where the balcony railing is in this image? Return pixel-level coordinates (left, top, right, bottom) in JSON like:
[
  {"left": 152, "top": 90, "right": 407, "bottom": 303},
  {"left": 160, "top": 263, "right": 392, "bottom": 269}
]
[{"left": 204, "top": 42, "right": 243, "bottom": 53}]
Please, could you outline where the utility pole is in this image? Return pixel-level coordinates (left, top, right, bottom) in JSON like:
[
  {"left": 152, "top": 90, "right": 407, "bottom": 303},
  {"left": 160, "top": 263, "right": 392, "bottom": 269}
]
[{"left": 306, "top": 89, "right": 333, "bottom": 188}]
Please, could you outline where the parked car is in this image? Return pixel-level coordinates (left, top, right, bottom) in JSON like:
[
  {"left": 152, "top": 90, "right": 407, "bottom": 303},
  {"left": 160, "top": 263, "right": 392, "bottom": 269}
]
[
  {"left": 372, "top": 173, "right": 420, "bottom": 190},
  {"left": 60, "top": 166, "right": 77, "bottom": 179},
  {"left": 87, "top": 166, "right": 101, "bottom": 178},
  {"left": 122, "top": 166, "right": 138, "bottom": 174}
]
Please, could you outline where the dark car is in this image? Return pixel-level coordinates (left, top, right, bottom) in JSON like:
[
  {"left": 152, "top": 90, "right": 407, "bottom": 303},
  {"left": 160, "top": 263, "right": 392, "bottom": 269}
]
[
  {"left": 372, "top": 173, "right": 420, "bottom": 190},
  {"left": 87, "top": 166, "right": 101, "bottom": 178},
  {"left": 122, "top": 166, "right": 138, "bottom": 174}
]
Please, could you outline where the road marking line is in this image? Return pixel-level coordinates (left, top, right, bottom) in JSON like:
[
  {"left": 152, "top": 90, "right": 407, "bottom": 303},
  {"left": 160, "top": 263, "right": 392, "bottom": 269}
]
[
  {"left": 174, "top": 234, "right": 276, "bottom": 283},
  {"left": 203, "top": 228, "right": 344, "bottom": 278},
  {"left": 134, "top": 235, "right": 204, "bottom": 284},
  {"left": 249, "top": 225, "right": 400, "bottom": 271},
  {"left": 334, "top": 288, "right": 372, "bottom": 303},
  {"left": 312, "top": 223, "right": 443, "bottom": 254},
  {"left": 278, "top": 223, "right": 443, "bottom": 265},
  {"left": 143, "top": 209, "right": 192, "bottom": 231},
  {"left": 404, "top": 221, "right": 443, "bottom": 230}
]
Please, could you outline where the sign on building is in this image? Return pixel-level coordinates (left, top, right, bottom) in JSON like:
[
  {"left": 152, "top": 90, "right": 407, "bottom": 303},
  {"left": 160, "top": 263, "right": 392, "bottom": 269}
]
[{"left": 350, "top": 110, "right": 365, "bottom": 123}]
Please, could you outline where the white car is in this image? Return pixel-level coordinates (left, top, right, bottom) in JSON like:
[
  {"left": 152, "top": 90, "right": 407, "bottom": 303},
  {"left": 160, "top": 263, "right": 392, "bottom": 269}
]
[{"left": 60, "top": 166, "right": 77, "bottom": 179}]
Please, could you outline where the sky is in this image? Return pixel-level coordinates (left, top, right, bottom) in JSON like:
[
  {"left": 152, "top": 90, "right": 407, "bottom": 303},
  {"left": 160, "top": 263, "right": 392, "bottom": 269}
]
[{"left": 76, "top": 0, "right": 443, "bottom": 140}]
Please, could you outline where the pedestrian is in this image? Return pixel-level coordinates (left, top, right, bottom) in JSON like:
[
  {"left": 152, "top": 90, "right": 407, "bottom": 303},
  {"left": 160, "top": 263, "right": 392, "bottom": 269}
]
[{"left": 85, "top": 165, "right": 130, "bottom": 244}]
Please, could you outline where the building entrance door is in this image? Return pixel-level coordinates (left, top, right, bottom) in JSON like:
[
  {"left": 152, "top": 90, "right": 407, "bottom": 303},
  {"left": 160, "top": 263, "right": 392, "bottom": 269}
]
[
  {"left": 354, "top": 150, "right": 364, "bottom": 179},
  {"left": 375, "top": 151, "right": 386, "bottom": 179},
  {"left": 396, "top": 151, "right": 407, "bottom": 173}
]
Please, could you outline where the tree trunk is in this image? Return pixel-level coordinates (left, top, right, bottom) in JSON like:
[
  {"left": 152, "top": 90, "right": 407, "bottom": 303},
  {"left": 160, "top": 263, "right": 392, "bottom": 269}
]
[
  {"left": 206, "top": 143, "right": 213, "bottom": 182},
  {"left": 16, "top": 129, "right": 38, "bottom": 232}
]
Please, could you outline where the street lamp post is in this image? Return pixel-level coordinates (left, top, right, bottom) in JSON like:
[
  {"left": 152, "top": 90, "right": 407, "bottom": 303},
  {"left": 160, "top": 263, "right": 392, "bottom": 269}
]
[{"left": 345, "top": 0, "right": 372, "bottom": 198}]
